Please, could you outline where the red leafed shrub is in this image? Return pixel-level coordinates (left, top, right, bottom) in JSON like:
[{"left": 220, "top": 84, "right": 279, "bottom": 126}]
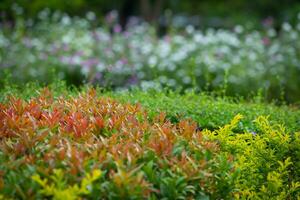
[{"left": 0, "top": 88, "right": 234, "bottom": 199}]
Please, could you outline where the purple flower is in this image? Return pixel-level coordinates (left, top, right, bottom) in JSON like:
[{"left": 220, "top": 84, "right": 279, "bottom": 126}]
[
  {"left": 105, "top": 10, "right": 118, "bottom": 24},
  {"left": 92, "top": 31, "right": 100, "bottom": 41},
  {"left": 50, "top": 44, "right": 60, "bottom": 54},
  {"left": 113, "top": 24, "right": 122, "bottom": 33},
  {"left": 40, "top": 53, "right": 48, "bottom": 60},
  {"left": 81, "top": 58, "right": 99, "bottom": 69},
  {"left": 123, "top": 31, "right": 130, "bottom": 38},
  {"left": 105, "top": 48, "right": 113, "bottom": 57},
  {"left": 59, "top": 56, "right": 74, "bottom": 65},
  {"left": 127, "top": 16, "right": 140, "bottom": 27},
  {"left": 164, "top": 35, "right": 171, "bottom": 43},
  {"left": 75, "top": 51, "right": 84, "bottom": 57},
  {"left": 262, "top": 17, "right": 274, "bottom": 28},
  {"left": 251, "top": 132, "right": 257, "bottom": 136},
  {"left": 59, "top": 56, "right": 67, "bottom": 63},
  {"left": 262, "top": 37, "right": 270, "bottom": 46},
  {"left": 120, "top": 58, "right": 128, "bottom": 65},
  {"left": 62, "top": 43, "right": 70, "bottom": 51},
  {"left": 95, "top": 72, "right": 102, "bottom": 79},
  {"left": 91, "top": 72, "right": 103, "bottom": 84},
  {"left": 127, "top": 75, "right": 139, "bottom": 85}
]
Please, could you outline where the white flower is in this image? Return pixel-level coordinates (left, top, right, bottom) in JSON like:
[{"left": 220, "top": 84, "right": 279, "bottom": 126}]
[
  {"left": 183, "top": 76, "right": 191, "bottom": 84},
  {"left": 282, "top": 22, "right": 292, "bottom": 32},
  {"left": 61, "top": 15, "right": 71, "bottom": 25},
  {"left": 96, "top": 63, "right": 105, "bottom": 71},
  {"left": 186, "top": 25, "right": 195, "bottom": 34},
  {"left": 194, "top": 33, "right": 204, "bottom": 43},
  {"left": 148, "top": 56, "right": 158, "bottom": 66},
  {"left": 234, "top": 25, "right": 244, "bottom": 34},
  {"left": 167, "top": 79, "right": 176, "bottom": 86},
  {"left": 267, "top": 29, "right": 276, "bottom": 37},
  {"left": 86, "top": 12, "right": 96, "bottom": 21}
]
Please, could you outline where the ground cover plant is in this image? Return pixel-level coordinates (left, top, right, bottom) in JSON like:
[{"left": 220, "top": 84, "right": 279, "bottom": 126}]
[
  {"left": 0, "top": 84, "right": 299, "bottom": 199},
  {"left": 105, "top": 90, "right": 300, "bottom": 133}
]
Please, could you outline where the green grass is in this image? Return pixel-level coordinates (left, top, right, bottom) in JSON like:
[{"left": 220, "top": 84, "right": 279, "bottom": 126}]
[{"left": 1, "top": 80, "right": 299, "bottom": 133}]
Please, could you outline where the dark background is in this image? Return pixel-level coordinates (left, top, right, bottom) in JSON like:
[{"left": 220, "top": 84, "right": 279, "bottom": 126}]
[{"left": 1, "top": 0, "right": 300, "bottom": 29}]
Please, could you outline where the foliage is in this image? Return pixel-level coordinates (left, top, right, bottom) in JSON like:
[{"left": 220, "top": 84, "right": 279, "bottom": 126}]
[
  {"left": 204, "top": 115, "right": 300, "bottom": 199},
  {"left": 105, "top": 89, "right": 300, "bottom": 133},
  {"left": 0, "top": 88, "right": 233, "bottom": 199},
  {"left": 1, "top": 0, "right": 300, "bottom": 27},
  {"left": 32, "top": 169, "right": 102, "bottom": 200},
  {"left": 0, "top": 86, "right": 299, "bottom": 199},
  {"left": 1, "top": 82, "right": 299, "bottom": 133}
]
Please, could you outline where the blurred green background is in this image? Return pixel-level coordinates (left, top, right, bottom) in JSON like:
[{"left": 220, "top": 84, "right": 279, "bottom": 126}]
[
  {"left": 1, "top": 0, "right": 300, "bottom": 104},
  {"left": 1, "top": 0, "right": 300, "bottom": 28}
]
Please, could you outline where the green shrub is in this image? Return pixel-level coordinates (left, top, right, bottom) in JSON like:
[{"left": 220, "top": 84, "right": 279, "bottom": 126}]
[
  {"left": 0, "top": 84, "right": 299, "bottom": 199},
  {"left": 204, "top": 115, "right": 300, "bottom": 199}
]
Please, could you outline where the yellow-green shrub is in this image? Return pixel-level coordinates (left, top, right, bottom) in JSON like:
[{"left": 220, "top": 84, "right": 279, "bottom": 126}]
[
  {"left": 32, "top": 169, "right": 102, "bottom": 200},
  {"left": 204, "top": 115, "right": 300, "bottom": 199}
]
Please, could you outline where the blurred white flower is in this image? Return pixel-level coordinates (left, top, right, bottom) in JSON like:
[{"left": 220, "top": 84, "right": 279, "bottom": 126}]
[
  {"left": 282, "top": 22, "right": 292, "bottom": 32},
  {"left": 137, "top": 71, "right": 145, "bottom": 78},
  {"left": 167, "top": 79, "right": 176, "bottom": 87},
  {"left": 183, "top": 76, "right": 191, "bottom": 84},
  {"left": 158, "top": 42, "right": 171, "bottom": 58},
  {"left": 61, "top": 15, "right": 71, "bottom": 25},
  {"left": 86, "top": 12, "right": 96, "bottom": 21},
  {"left": 186, "top": 25, "right": 195, "bottom": 34},
  {"left": 193, "top": 33, "right": 204, "bottom": 43},
  {"left": 297, "top": 24, "right": 300, "bottom": 31},
  {"left": 148, "top": 56, "right": 158, "bottom": 66},
  {"left": 249, "top": 52, "right": 257, "bottom": 61},
  {"left": 267, "top": 29, "right": 276, "bottom": 37},
  {"left": 96, "top": 63, "right": 105, "bottom": 71},
  {"left": 234, "top": 25, "right": 244, "bottom": 34}
]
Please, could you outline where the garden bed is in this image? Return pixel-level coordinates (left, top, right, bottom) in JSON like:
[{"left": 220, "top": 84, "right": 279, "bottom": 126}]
[{"left": 0, "top": 84, "right": 299, "bottom": 199}]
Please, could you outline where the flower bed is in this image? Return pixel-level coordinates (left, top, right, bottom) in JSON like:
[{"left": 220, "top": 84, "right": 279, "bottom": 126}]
[{"left": 1, "top": 11, "right": 300, "bottom": 102}]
